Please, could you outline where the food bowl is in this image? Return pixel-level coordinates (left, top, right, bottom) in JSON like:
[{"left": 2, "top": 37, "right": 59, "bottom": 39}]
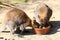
[{"left": 33, "top": 25, "right": 51, "bottom": 34}]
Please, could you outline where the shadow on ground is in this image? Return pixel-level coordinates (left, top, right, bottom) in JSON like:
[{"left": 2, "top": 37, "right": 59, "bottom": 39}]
[
  {"left": 15, "top": 29, "right": 35, "bottom": 35},
  {"left": 14, "top": 21, "right": 60, "bottom": 35},
  {"left": 47, "top": 21, "right": 60, "bottom": 35}
]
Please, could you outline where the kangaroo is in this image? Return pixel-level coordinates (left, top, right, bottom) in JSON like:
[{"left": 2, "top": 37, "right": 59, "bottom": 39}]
[{"left": 32, "top": 4, "right": 52, "bottom": 28}]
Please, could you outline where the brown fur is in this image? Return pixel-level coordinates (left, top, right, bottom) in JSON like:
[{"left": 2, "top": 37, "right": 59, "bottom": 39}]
[
  {"left": 32, "top": 5, "right": 52, "bottom": 28},
  {"left": 5, "top": 8, "right": 32, "bottom": 35}
]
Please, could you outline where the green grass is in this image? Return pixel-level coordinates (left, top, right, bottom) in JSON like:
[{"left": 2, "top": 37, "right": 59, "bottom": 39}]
[{"left": 15, "top": 0, "right": 28, "bottom": 2}]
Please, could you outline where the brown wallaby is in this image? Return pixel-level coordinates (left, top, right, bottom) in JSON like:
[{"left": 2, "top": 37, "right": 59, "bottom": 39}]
[
  {"left": 32, "top": 4, "right": 52, "bottom": 28},
  {"left": 0, "top": 2, "right": 32, "bottom": 36}
]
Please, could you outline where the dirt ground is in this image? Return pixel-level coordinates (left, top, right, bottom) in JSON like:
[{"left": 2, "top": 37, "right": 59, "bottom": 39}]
[{"left": 0, "top": 0, "right": 60, "bottom": 40}]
